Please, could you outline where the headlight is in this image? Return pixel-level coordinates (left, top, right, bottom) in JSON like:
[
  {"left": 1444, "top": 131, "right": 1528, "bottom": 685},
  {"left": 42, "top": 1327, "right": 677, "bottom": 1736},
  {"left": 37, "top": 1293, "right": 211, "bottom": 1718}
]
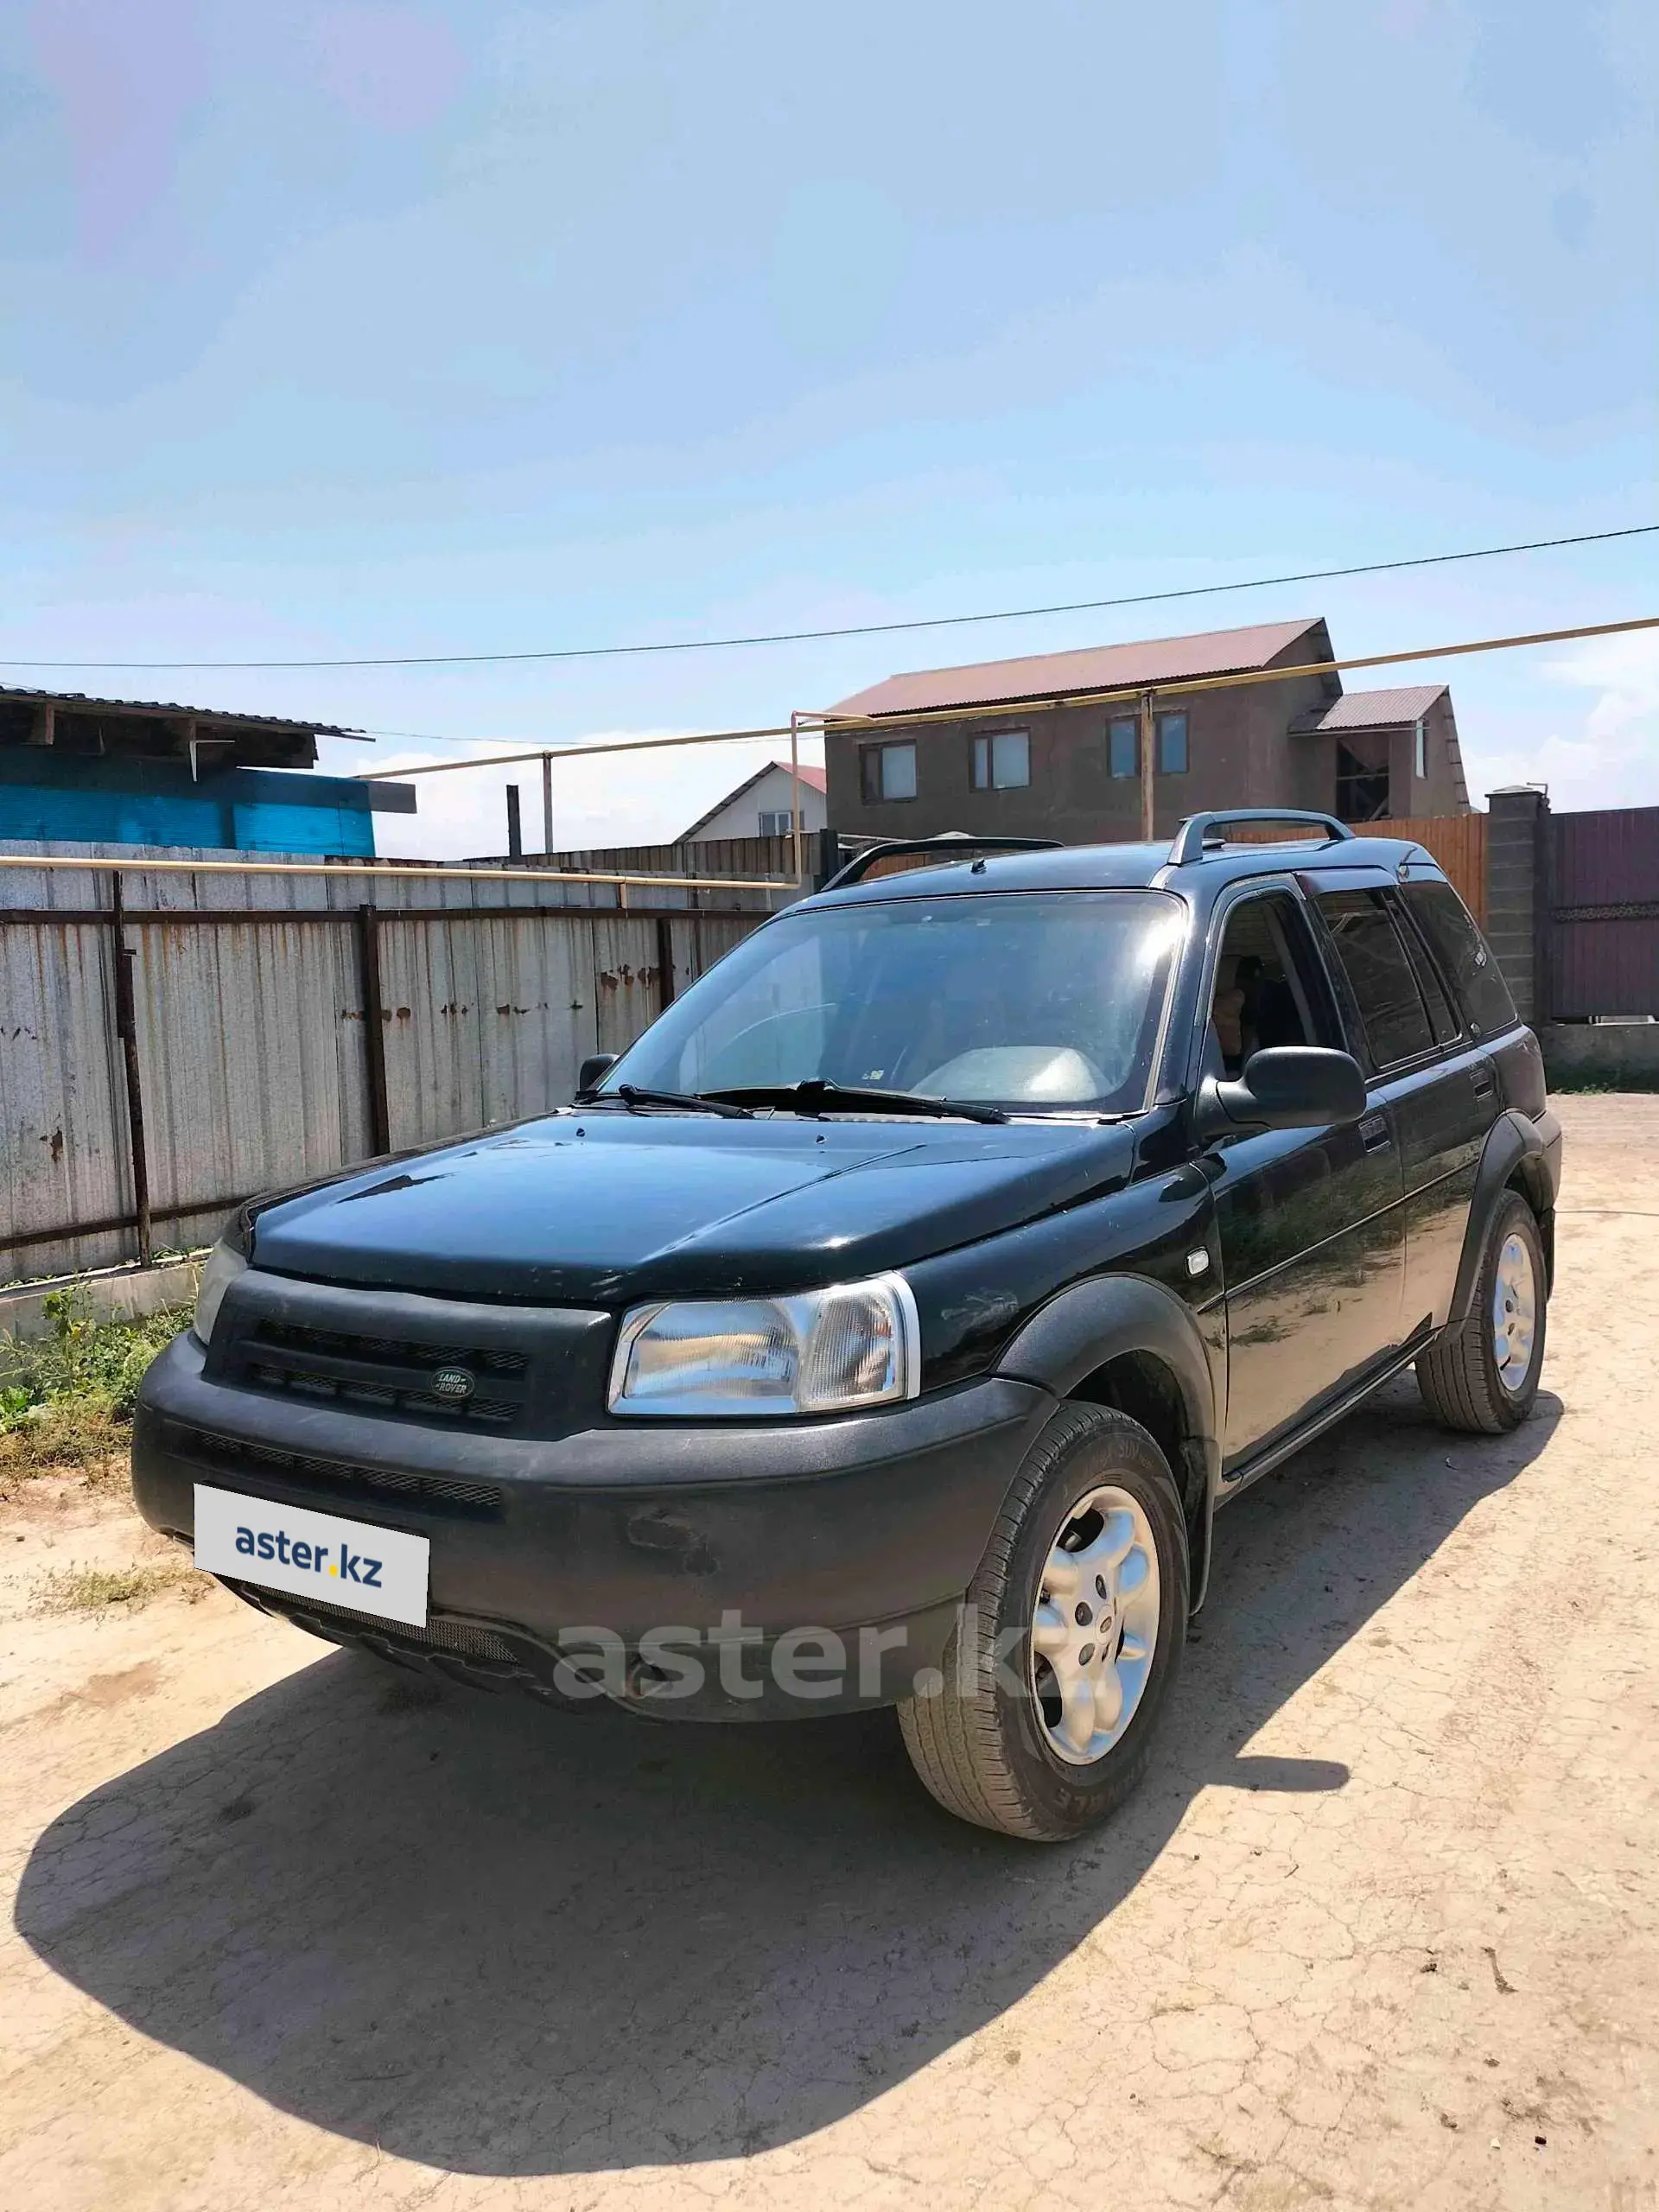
[
  {"left": 608, "top": 1274, "right": 920, "bottom": 1417},
  {"left": 192, "top": 1240, "right": 249, "bottom": 1348}
]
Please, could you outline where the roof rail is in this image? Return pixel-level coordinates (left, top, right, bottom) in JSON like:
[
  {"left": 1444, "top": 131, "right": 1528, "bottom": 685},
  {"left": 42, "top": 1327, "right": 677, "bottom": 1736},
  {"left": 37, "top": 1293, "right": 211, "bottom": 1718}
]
[
  {"left": 1166, "top": 810, "right": 1356, "bottom": 866},
  {"left": 820, "top": 834, "right": 1064, "bottom": 892}
]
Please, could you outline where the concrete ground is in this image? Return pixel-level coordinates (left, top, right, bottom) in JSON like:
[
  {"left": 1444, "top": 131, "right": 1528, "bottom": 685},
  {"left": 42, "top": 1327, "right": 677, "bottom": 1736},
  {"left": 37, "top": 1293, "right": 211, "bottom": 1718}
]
[{"left": 2, "top": 1093, "right": 1656, "bottom": 2212}]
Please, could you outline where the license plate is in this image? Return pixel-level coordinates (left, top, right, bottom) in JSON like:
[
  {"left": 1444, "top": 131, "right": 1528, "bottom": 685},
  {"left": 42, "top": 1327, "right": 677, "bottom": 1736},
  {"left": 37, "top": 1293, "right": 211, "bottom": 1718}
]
[{"left": 194, "top": 1483, "right": 429, "bottom": 1628}]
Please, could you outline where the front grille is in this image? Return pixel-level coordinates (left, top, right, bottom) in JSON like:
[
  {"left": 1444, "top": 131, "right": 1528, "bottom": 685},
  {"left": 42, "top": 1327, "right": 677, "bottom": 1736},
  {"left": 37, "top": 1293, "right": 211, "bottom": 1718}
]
[
  {"left": 228, "top": 1582, "right": 569, "bottom": 1699},
  {"left": 255, "top": 1589, "right": 520, "bottom": 1662},
  {"left": 175, "top": 1422, "right": 503, "bottom": 1516},
  {"left": 239, "top": 1320, "right": 527, "bottom": 1426},
  {"left": 254, "top": 1320, "right": 527, "bottom": 1377}
]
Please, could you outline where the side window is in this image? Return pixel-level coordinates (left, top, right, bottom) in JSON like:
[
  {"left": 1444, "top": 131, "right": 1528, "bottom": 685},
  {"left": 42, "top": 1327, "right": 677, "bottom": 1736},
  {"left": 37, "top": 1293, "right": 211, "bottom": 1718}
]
[
  {"left": 1401, "top": 882, "right": 1519, "bottom": 1039},
  {"left": 1387, "top": 891, "right": 1460, "bottom": 1046},
  {"left": 860, "top": 741, "right": 917, "bottom": 804},
  {"left": 1314, "top": 890, "right": 1435, "bottom": 1071},
  {"left": 1108, "top": 717, "right": 1138, "bottom": 779},
  {"left": 1207, "top": 892, "right": 1330, "bottom": 1079},
  {"left": 969, "top": 729, "right": 1031, "bottom": 791}
]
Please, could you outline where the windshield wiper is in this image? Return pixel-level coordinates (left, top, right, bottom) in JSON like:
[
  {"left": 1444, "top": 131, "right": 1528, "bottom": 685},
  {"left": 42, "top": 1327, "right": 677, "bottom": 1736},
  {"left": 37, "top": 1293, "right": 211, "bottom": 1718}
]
[
  {"left": 575, "top": 1083, "right": 753, "bottom": 1120},
  {"left": 703, "top": 1078, "right": 1007, "bottom": 1125}
]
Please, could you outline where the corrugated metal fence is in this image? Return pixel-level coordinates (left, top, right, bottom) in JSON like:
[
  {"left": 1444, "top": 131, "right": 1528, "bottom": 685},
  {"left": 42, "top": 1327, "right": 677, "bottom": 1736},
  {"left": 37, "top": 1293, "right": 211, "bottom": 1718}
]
[
  {"left": 1548, "top": 804, "right": 1659, "bottom": 1020},
  {"left": 0, "top": 842, "right": 775, "bottom": 1286}
]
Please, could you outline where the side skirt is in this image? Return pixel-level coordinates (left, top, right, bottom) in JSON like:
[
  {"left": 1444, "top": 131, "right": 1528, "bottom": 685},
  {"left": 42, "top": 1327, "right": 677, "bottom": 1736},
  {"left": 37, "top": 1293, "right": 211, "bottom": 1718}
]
[{"left": 1217, "top": 1323, "right": 1440, "bottom": 1506}]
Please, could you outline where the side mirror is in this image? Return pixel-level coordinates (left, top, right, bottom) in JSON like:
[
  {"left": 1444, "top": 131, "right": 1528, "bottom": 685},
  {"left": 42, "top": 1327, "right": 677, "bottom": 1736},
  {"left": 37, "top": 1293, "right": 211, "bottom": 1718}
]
[
  {"left": 1195, "top": 1046, "right": 1366, "bottom": 1140},
  {"left": 576, "top": 1052, "right": 619, "bottom": 1096}
]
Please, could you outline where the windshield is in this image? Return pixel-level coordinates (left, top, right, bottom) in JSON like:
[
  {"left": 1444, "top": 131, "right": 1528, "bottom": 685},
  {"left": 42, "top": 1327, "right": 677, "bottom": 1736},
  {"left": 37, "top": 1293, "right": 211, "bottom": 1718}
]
[{"left": 603, "top": 889, "right": 1184, "bottom": 1115}]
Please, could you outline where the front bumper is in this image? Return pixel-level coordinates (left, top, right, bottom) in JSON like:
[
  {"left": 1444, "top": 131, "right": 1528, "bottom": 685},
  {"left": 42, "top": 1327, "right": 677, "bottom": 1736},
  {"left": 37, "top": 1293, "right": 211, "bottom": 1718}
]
[{"left": 133, "top": 1334, "right": 1052, "bottom": 1717}]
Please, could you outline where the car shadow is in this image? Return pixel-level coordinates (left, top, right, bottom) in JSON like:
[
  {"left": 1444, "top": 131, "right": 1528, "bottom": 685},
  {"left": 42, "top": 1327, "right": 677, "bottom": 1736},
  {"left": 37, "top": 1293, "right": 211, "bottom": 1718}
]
[{"left": 16, "top": 1378, "right": 1561, "bottom": 2177}]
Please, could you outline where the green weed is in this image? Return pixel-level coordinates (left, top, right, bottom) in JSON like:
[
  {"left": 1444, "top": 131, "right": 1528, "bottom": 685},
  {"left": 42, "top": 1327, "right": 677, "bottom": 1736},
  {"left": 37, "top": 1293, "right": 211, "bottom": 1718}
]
[
  {"left": 35, "top": 1559, "right": 200, "bottom": 1613},
  {"left": 0, "top": 1287, "right": 190, "bottom": 1492}
]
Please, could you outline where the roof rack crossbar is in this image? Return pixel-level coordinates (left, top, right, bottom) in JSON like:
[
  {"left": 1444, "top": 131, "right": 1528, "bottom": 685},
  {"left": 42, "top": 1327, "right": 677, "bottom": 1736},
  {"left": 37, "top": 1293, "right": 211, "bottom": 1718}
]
[
  {"left": 821, "top": 835, "right": 1064, "bottom": 892},
  {"left": 1166, "top": 810, "right": 1355, "bottom": 866}
]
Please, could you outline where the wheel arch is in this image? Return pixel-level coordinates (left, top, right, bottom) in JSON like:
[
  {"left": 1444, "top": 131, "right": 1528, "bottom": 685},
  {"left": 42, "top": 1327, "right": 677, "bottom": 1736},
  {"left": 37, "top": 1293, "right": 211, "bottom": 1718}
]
[
  {"left": 1452, "top": 1110, "right": 1554, "bottom": 1321},
  {"left": 994, "top": 1275, "right": 1221, "bottom": 1611}
]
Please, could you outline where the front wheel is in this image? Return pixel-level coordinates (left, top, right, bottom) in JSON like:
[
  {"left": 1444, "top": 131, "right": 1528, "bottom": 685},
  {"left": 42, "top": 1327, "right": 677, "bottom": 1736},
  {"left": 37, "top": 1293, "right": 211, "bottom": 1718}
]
[
  {"left": 897, "top": 1402, "right": 1189, "bottom": 1842},
  {"left": 1416, "top": 1190, "right": 1548, "bottom": 1433}
]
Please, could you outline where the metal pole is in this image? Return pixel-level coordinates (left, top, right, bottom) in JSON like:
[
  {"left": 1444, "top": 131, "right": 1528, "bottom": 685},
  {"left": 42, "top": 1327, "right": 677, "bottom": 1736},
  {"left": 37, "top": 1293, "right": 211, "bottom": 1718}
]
[
  {"left": 655, "top": 914, "right": 676, "bottom": 1009},
  {"left": 356, "top": 903, "right": 392, "bottom": 1156},
  {"left": 789, "top": 711, "right": 804, "bottom": 895},
  {"left": 505, "top": 784, "right": 523, "bottom": 861},
  {"left": 0, "top": 851, "right": 800, "bottom": 893},
  {"left": 109, "top": 874, "right": 153, "bottom": 1267},
  {"left": 541, "top": 751, "right": 554, "bottom": 858},
  {"left": 1138, "top": 689, "right": 1156, "bottom": 842}
]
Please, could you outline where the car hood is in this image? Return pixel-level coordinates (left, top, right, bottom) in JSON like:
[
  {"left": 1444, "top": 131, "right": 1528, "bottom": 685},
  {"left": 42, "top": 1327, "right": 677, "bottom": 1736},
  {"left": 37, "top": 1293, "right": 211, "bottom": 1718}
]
[{"left": 249, "top": 1110, "right": 1142, "bottom": 1304}]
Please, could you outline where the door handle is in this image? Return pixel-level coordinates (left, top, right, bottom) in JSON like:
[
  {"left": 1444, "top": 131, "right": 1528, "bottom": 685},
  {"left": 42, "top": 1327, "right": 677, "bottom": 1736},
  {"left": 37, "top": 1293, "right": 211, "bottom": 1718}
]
[
  {"left": 1359, "top": 1112, "right": 1391, "bottom": 1154},
  {"left": 1471, "top": 1064, "right": 1497, "bottom": 1100}
]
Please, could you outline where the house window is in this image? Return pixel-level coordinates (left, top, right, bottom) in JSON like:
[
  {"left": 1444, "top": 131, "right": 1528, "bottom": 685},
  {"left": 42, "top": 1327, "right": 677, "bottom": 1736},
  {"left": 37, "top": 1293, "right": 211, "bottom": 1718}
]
[
  {"left": 1155, "top": 712, "right": 1188, "bottom": 775},
  {"left": 758, "top": 809, "right": 797, "bottom": 836},
  {"left": 1335, "top": 738, "right": 1390, "bottom": 823},
  {"left": 1414, "top": 719, "right": 1427, "bottom": 780},
  {"left": 860, "top": 741, "right": 918, "bottom": 803},
  {"left": 969, "top": 729, "right": 1031, "bottom": 791},
  {"left": 1108, "top": 718, "right": 1138, "bottom": 779}
]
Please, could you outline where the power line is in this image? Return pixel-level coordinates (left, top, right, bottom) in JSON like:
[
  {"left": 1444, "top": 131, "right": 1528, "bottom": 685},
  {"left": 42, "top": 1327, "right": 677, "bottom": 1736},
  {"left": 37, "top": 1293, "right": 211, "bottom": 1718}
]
[
  {"left": 3, "top": 523, "right": 1654, "bottom": 677},
  {"left": 355, "top": 612, "right": 1659, "bottom": 778}
]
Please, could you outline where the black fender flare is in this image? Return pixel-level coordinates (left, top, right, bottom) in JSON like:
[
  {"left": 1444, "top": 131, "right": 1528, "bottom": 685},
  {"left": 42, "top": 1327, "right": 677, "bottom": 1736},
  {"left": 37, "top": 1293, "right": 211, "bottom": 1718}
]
[
  {"left": 994, "top": 1274, "right": 1222, "bottom": 1611},
  {"left": 1450, "top": 1109, "right": 1552, "bottom": 1325}
]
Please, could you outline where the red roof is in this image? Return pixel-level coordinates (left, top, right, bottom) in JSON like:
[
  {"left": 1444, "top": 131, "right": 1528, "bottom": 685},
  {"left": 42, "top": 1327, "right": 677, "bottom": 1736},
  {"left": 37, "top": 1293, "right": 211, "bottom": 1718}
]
[
  {"left": 677, "top": 758, "right": 826, "bottom": 840},
  {"left": 825, "top": 618, "right": 1329, "bottom": 721},
  {"left": 1296, "top": 684, "right": 1447, "bottom": 732}
]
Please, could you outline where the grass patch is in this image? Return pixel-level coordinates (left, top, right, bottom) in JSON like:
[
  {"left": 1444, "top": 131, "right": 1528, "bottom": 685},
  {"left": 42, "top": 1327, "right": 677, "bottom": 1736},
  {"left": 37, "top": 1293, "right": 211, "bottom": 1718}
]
[
  {"left": 1, "top": 1287, "right": 191, "bottom": 1495},
  {"left": 1547, "top": 1072, "right": 1659, "bottom": 1095},
  {"left": 35, "top": 1559, "right": 200, "bottom": 1614}
]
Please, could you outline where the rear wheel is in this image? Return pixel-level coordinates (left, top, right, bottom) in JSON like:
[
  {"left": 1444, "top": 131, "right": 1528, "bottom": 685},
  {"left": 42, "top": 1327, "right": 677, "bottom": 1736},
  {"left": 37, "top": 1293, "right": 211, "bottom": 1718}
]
[
  {"left": 1416, "top": 1190, "right": 1547, "bottom": 1433},
  {"left": 897, "top": 1402, "right": 1188, "bottom": 1842}
]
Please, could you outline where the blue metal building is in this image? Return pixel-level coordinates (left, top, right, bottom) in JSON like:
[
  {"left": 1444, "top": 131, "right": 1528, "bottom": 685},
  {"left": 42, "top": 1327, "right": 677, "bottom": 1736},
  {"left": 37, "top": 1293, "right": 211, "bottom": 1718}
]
[{"left": 0, "top": 688, "right": 416, "bottom": 855}]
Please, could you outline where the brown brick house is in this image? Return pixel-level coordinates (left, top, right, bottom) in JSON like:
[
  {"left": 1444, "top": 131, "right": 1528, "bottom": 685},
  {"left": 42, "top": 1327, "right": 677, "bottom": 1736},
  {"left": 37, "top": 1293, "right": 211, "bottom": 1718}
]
[{"left": 822, "top": 617, "right": 1470, "bottom": 845}]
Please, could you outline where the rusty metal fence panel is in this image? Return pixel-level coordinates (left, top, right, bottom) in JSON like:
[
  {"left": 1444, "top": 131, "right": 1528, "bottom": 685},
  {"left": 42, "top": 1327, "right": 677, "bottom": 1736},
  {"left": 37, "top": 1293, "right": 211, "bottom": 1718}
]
[
  {"left": 1548, "top": 804, "right": 1659, "bottom": 1019},
  {"left": 462, "top": 833, "right": 807, "bottom": 909},
  {"left": 0, "top": 842, "right": 773, "bottom": 1286},
  {"left": 0, "top": 896, "right": 130, "bottom": 1282}
]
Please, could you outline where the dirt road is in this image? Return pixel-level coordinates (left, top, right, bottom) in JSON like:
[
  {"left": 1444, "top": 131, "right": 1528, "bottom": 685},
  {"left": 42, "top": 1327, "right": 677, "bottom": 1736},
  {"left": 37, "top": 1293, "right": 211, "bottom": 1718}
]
[{"left": 3, "top": 1094, "right": 1656, "bottom": 2211}]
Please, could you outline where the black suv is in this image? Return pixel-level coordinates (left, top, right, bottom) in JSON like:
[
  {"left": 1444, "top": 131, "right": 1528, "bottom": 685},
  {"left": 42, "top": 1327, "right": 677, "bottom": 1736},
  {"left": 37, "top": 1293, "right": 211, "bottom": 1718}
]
[{"left": 134, "top": 812, "right": 1562, "bottom": 1841}]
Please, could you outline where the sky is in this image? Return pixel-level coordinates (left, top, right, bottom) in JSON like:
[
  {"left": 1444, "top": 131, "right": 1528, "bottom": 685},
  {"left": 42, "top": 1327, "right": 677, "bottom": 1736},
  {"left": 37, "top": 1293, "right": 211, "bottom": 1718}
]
[{"left": 1, "top": 0, "right": 1655, "bottom": 859}]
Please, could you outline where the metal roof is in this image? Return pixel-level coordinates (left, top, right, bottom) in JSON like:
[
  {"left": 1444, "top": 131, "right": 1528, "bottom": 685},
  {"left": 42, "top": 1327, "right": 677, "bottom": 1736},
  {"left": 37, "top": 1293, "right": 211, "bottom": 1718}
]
[
  {"left": 0, "top": 684, "right": 365, "bottom": 740},
  {"left": 1293, "top": 683, "right": 1447, "bottom": 734},
  {"left": 676, "top": 758, "right": 828, "bottom": 841},
  {"left": 824, "top": 619, "right": 1331, "bottom": 721}
]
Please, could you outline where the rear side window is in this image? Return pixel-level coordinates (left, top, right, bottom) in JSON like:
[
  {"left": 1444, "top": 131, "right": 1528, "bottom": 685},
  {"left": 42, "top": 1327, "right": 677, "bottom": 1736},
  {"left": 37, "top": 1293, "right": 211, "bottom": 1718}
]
[
  {"left": 1314, "top": 890, "right": 1436, "bottom": 1071},
  {"left": 1393, "top": 898, "right": 1462, "bottom": 1046},
  {"left": 1401, "top": 882, "right": 1519, "bottom": 1039}
]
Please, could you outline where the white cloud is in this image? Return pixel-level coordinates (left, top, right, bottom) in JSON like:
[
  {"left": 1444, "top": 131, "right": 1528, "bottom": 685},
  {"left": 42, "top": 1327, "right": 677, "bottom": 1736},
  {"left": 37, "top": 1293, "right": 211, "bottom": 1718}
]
[
  {"left": 337, "top": 728, "right": 825, "bottom": 862},
  {"left": 1471, "top": 629, "right": 1659, "bottom": 813}
]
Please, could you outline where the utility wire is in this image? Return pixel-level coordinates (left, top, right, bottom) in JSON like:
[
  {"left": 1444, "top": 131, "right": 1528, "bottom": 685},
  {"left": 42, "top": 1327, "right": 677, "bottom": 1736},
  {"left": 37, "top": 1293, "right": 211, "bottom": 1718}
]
[
  {"left": 1, "top": 523, "right": 1653, "bottom": 677},
  {"left": 355, "top": 612, "right": 1659, "bottom": 778}
]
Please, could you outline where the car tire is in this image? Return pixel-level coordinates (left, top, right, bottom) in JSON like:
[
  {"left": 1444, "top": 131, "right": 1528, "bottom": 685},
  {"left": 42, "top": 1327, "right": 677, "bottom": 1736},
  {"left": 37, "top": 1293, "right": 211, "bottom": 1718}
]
[
  {"left": 1415, "top": 1190, "right": 1548, "bottom": 1435},
  {"left": 896, "top": 1402, "right": 1189, "bottom": 1843}
]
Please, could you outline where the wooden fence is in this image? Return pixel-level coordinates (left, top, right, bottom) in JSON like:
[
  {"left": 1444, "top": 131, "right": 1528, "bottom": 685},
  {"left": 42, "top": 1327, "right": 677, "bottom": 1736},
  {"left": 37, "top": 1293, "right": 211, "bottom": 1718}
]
[{"left": 1367, "top": 813, "right": 1489, "bottom": 923}]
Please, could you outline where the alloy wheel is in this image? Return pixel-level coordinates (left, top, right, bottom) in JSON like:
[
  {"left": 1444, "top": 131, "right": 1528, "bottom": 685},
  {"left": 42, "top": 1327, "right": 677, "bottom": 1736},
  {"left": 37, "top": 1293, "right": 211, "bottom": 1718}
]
[
  {"left": 1030, "top": 1484, "right": 1161, "bottom": 1766},
  {"left": 1491, "top": 1230, "right": 1537, "bottom": 1395}
]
